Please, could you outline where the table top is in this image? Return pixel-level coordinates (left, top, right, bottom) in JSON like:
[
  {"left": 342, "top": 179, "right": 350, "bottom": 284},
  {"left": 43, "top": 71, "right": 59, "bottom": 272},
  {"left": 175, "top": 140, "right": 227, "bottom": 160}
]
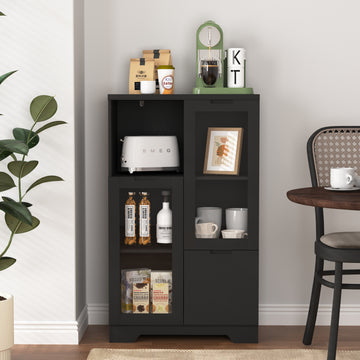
[{"left": 287, "top": 187, "right": 360, "bottom": 210}]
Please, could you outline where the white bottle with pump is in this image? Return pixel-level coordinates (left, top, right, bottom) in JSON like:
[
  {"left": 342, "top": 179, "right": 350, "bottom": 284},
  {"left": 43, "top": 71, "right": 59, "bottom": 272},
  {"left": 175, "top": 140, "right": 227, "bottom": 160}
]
[{"left": 156, "top": 191, "right": 172, "bottom": 244}]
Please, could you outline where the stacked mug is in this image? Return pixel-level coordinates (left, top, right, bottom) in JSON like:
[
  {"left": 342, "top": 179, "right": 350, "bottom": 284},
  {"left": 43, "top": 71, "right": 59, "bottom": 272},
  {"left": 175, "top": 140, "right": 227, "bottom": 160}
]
[
  {"left": 227, "top": 48, "right": 246, "bottom": 88},
  {"left": 195, "top": 207, "right": 247, "bottom": 239}
]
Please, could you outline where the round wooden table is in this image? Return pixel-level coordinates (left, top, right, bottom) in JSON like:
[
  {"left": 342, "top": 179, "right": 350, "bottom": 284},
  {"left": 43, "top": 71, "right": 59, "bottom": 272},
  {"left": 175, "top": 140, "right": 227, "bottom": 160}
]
[{"left": 287, "top": 187, "right": 360, "bottom": 210}]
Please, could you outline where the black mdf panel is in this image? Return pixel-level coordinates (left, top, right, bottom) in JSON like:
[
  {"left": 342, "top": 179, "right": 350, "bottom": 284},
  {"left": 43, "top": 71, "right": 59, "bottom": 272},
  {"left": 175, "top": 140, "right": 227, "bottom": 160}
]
[
  {"left": 195, "top": 180, "right": 248, "bottom": 209},
  {"left": 184, "top": 250, "right": 258, "bottom": 325},
  {"left": 109, "top": 100, "right": 184, "bottom": 175}
]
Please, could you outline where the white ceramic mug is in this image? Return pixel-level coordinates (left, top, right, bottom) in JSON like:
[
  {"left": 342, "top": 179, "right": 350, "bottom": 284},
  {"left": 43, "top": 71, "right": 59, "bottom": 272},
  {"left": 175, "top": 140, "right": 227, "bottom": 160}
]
[
  {"left": 195, "top": 222, "right": 218, "bottom": 238},
  {"left": 140, "top": 80, "right": 156, "bottom": 94},
  {"left": 225, "top": 208, "right": 248, "bottom": 231},
  {"left": 196, "top": 207, "right": 222, "bottom": 238},
  {"left": 330, "top": 167, "right": 356, "bottom": 189}
]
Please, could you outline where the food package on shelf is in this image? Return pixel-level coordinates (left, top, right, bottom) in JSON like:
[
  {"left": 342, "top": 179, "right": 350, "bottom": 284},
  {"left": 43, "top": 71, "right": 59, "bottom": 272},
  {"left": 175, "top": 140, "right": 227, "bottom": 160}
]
[
  {"left": 152, "top": 283, "right": 169, "bottom": 314},
  {"left": 133, "top": 283, "right": 150, "bottom": 314},
  {"left": 142, "top": 50, "right": 172, "bottom": 93},
  {"left": 151, "top": 270, "right": 172, "bottom": 313},
  {"left": 128, "top": 58, "right": 155, "bottom": 94},
  {"left": 121, "top": 268, "right": 151, "bottom": 313}
]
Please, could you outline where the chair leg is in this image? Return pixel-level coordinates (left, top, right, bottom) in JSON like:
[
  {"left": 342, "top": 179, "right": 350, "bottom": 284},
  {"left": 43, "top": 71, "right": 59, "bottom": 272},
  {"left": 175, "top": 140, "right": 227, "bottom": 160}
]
[
  {"left": 327, "top": 262, "right": 343, "bottom": 360},
  {"left": 303, "top": 257, "right": 324, "bottom": 345}
]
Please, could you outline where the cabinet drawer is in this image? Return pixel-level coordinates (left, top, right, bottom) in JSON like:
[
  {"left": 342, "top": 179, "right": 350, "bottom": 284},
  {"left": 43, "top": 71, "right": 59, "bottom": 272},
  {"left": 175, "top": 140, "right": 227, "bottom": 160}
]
[{"left": 184, "top": 250, "right": 258, "bottom": 325}]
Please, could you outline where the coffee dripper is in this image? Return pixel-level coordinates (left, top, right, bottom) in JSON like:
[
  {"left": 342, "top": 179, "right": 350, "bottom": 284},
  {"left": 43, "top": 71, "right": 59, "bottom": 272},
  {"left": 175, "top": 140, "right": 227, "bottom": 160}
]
[{"left": 194, "top": 20, "right": 223, "bottom": 89}]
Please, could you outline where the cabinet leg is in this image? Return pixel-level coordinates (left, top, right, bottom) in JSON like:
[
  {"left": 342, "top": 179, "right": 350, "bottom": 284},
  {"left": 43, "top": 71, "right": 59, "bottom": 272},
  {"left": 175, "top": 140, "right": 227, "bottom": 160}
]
[
  {"left": 227, "top": 328, "right": 258, "bottom": 343},
  {"left": 110, "top": 328, "right": 140, "bottom": 342}
]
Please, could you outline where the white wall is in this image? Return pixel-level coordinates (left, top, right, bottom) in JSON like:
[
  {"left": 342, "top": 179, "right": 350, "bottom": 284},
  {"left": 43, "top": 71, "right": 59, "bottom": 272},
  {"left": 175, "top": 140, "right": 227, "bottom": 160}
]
[
  {"left": 0, "top": 0, "right": 85, "bottom": 343},
  {"left": 84, "top": 0, "right": 360, "bottom": 325}
]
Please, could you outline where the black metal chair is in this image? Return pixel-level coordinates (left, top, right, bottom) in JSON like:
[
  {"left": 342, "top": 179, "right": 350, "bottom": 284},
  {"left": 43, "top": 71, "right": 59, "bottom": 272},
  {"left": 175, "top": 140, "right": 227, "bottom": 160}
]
[{"left": 305, "top": 126, "right": 360, "bottom": 360}]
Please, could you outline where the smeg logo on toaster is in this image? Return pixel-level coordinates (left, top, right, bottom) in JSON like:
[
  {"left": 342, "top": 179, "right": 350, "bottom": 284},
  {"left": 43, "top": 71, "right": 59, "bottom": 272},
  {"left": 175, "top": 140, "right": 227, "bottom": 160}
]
[{"left": 142, "top": 148, "right": 171, "bottom": 153}]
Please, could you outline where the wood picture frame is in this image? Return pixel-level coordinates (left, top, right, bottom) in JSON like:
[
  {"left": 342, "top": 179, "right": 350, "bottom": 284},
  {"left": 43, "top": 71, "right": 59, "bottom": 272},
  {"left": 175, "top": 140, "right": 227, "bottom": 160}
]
[{"left": 203, "top": 127, "right": 243, "bottom": 175}]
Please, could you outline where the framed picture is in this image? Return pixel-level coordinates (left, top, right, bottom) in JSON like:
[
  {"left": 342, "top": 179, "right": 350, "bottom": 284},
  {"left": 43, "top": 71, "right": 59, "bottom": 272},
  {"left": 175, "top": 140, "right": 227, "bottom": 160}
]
[{"left": 203, "top": 127, "right": 243, "bottom": 175}]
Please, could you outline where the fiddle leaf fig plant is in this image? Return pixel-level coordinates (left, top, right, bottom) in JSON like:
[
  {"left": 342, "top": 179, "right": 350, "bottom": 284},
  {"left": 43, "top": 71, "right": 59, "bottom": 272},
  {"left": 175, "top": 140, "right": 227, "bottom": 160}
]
[{"left": 0, "top": 72, "right": 66, "bottom": 271}]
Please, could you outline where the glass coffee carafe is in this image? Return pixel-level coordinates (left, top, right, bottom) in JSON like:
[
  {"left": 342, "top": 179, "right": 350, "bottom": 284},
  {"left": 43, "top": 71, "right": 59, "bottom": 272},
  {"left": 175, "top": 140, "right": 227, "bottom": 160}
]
[{"left": 200, "top": 59, "right": 219, "bottom": 86}]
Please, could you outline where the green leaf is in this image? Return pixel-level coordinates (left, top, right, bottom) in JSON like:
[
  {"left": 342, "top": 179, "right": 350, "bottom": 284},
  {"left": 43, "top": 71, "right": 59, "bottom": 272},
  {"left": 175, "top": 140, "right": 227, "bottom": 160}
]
[
  {"left": 26, "top": 175, "right": 63, "bottom": 194},
  {"left": 0, "top": 172, "right": 16, "bottom": 191},
  {"left": 13, "top": 128, "right": 39, "bottom": 149},
  {"left": 30, "top": 95, "right": 57, "bottom": 122},
  {"left": 0, "top": 197, "right": 32, "bottom": 225},
  {"left": 35, "top": 120, "right": 66, "bottom": 134},
  {"left": 0, "top": 150, "right": 12, "bottom": 161},
  {"left": 0, "top": 257, "right": 16, "bottom": 271},
  {"left": 8, "top": 160, "right": 38, "bottom": 178},
  {"left": 0, "top": 139, "right": 28, "bottom": 155},
  {"left": 0, "top": 11, "right": 5, "bottom": 16},
  {"left": 0, "top": 70, "right": 17, "bottom": 85},
  {"left": 5, "top": 213, "right": 40, "bottom": 234}
]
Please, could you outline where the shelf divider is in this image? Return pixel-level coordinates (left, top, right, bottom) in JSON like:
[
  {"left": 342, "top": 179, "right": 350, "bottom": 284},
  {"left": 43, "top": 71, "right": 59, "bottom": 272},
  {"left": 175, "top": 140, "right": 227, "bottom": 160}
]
[{"left": 196, "top": 175, "right": 248, "bottom": 181}]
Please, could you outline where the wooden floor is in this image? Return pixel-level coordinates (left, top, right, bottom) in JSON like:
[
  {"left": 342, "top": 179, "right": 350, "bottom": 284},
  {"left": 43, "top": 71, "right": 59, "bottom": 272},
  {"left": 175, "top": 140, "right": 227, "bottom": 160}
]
[{"left": 11, "top": 325, "right": 360, "bottom": 360}]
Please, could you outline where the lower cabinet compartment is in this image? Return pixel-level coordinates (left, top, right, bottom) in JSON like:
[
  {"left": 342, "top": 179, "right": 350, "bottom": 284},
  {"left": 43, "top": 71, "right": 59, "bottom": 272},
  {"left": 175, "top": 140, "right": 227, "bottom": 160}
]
[{"left": 184, "top": 250, "right": 258, "bottom": 325}]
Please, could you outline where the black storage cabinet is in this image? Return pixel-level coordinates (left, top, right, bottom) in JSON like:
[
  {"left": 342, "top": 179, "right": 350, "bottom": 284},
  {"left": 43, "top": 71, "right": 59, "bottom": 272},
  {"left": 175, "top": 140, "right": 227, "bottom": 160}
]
[{"left": 108, "top": 94, "right": 259, "bottom": 343}]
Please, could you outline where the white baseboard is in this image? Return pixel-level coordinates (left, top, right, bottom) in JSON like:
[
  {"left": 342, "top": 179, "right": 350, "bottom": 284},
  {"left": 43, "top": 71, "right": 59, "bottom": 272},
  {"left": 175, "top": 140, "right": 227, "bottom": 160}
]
[
  {"left": 88, "top": 303, "right": 109, "bottom": 325},
  {"left": 14, "top": 305, "right": 89, "bottom": 345},
  {"left": 77, "top": 305, "right": 89, "bottom": 342},
  {"left": 87, "top": 303, "right": 360, "bottom": 326},
  {"left": 260, "top": 304, "right": 360, "bottom": 325}
]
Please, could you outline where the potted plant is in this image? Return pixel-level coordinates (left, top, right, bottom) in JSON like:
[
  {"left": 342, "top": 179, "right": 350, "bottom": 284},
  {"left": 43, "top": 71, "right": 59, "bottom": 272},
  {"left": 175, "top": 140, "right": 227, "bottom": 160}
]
[{"left": 0, "top": 12, "right": 66, "bottom": 359}]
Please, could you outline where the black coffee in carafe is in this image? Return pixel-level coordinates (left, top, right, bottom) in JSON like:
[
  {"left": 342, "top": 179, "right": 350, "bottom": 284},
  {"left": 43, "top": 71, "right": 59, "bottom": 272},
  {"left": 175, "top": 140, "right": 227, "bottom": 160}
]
[{"left": 201, "top": 60, "right": 219, "bottom": 86}]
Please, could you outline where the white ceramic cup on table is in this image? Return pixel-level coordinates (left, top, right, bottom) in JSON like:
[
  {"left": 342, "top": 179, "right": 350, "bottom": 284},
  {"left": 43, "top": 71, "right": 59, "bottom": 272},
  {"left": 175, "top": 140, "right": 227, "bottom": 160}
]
[{"left": 330, "top": 167, "right": 356, "bottom": 189}]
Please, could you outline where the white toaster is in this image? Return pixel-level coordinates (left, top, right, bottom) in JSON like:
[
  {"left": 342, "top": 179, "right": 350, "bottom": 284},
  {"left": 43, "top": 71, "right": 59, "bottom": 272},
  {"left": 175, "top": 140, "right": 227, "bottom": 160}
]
[{"left": 121, "top": 136, "right": 180, "bottom": 174}]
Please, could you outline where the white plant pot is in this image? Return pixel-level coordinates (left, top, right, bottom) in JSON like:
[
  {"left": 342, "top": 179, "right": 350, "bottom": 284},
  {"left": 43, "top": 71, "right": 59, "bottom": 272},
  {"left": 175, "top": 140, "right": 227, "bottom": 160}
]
[{"left": 0, "top": 294, "right": 14, "bottom": 360}]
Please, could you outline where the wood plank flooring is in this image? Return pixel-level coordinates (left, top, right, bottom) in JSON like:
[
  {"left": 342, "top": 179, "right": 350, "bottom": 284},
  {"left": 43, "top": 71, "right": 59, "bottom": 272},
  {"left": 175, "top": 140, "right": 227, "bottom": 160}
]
[{"left": 11, "top": 325, "right": 360, "bottom": 360}]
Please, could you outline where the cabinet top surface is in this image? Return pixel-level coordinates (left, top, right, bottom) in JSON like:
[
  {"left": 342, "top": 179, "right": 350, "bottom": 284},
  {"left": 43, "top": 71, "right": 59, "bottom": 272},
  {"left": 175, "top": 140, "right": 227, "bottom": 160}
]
[{"left": 108, "top": 94, "right": 259, "bottom": 101}]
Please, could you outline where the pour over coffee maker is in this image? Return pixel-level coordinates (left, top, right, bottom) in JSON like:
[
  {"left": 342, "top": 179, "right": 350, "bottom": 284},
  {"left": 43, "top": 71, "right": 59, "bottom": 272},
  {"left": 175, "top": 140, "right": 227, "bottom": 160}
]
[
  {"left": 193, "top": 20, "right": 254, "bottom": 94},
  {"left": 194, "top": 20, "right": 223, "bottom": 91}
]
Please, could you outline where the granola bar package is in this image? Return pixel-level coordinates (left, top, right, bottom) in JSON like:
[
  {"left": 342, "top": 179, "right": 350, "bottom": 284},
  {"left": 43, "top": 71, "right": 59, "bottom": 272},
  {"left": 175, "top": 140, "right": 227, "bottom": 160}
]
[
  {"left": 121, "top": 268, "right": 151, "bottom": 313},
  {"left": 152, "top": 283, "right": 169, "bottom": 314},
  {"left": 151, "top": 270, "right": 172, "bottom": 313},
  {"left": 133, "top": 283, "right": 150, "bottom": 314}
]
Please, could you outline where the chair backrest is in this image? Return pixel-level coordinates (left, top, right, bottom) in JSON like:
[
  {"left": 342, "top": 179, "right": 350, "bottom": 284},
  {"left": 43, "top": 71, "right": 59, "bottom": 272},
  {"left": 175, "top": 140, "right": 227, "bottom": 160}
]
[{"left": 307, "top": 126, "right": 360, "bottom": 187}]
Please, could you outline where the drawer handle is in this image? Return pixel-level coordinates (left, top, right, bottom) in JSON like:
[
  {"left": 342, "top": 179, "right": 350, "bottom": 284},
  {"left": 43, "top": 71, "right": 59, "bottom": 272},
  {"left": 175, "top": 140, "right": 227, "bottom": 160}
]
[{"left": 209, "top": 250, "right": 233, "bottom": 254}]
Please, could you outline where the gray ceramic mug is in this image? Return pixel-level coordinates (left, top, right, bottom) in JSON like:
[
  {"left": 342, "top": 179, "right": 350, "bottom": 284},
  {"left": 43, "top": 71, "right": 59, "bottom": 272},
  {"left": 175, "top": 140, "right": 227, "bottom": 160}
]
[
  {"left": 225, "top": 208, "right": 248, "bottom": 231},
  {"left": 196, "top": 207, "right": 222, "bottom": 238}
]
